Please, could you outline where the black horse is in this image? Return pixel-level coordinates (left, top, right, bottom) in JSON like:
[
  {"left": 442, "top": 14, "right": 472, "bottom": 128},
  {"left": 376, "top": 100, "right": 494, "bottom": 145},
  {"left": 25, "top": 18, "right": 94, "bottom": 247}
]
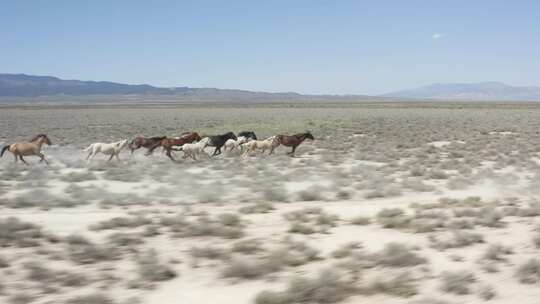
[
  {"left": 238, "top": 131, "right": 257, "bottom": 140},
  {"left": 207, "top": 132, "right": 237, "bottom": 156}
]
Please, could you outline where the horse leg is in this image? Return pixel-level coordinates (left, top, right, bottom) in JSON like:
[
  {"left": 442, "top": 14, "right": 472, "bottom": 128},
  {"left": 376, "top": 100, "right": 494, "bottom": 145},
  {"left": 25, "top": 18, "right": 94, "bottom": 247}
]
[
  {"left": 107, "top": 154, "right": 114, "bottom": 162},
  {"left": 166, "top": 150, "right": 175, "bottom": 161},
  {"left": 115, "top": 153, "right": 120, "bottom": 161},
  {"left": 88, "top": 151, "right": 97, "bottom": 163},
  {"left": 212, "top": 147, "right": 219, "bottom": 156},
  {"left": 39, "top": 153, "right": 49, "bottom": 165},
  {"left": 289, "top": 146, "right": 297, "bottom": 156},
  {"left": 19, "top": 155, "right": 28, "bottom": 165},
  {"left": 14, "top": 153, "right": 18, "bottom": 163}
]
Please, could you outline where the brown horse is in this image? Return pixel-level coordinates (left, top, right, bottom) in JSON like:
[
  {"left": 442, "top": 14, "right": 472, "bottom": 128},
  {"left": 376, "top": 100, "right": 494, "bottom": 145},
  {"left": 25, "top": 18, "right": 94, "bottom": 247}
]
[
  {"left": 129, "top": 136, "right": 166, "bottom": 155},
  {"left": 152, "top": 132, "right": 202, "bottom": 161},
  {"left": 1, "top": 134, "right": 52, "bottom": 165},
  {"left": 276, "top": 132, "right": 314, "bottom": 156}
]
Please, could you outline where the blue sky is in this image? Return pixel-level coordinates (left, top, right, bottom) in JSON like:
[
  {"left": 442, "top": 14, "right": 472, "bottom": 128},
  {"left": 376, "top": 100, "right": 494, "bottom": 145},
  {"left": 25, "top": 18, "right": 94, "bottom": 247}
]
[{"left": 1, "top": 0, "right": 539, "bottom": 95}]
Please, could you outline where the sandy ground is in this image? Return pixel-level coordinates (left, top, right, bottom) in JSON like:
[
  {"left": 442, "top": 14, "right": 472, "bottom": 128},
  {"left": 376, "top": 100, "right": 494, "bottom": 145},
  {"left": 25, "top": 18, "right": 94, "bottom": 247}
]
[{"left": 2, "top": 104, "right": 540, "bottom": 304}]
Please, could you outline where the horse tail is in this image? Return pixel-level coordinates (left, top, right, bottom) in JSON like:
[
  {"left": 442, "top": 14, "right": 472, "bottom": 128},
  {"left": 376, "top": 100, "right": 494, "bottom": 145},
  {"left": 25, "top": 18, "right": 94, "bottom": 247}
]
[
  {"left": 1, "top": 144, "right": 11, "bottom": 157},
  {"left": 83, "top": 144, "right": 94, "bottom": 152}
]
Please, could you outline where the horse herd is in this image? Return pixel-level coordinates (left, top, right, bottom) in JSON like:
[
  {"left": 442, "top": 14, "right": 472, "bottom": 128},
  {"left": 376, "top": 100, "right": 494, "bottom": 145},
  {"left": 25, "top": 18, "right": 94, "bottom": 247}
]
[{"left": 0, "top": 131, "right": 315, "bottom": 164}]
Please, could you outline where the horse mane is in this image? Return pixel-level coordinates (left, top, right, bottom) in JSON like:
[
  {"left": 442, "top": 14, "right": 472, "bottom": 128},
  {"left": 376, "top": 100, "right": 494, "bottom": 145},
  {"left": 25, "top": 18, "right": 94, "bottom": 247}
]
[
  {"left": 295, "top": 131, "right": 312, "bottom": 137},
  {"left": 151, "top": 136, "right": 167, "bottom": 140},
  {"left": 30, "top": 134, "right": 47, "bottom": 142}
]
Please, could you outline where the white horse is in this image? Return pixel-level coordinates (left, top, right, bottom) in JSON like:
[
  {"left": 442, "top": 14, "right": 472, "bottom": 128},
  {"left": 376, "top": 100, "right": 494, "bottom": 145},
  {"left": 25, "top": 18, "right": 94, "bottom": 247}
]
[
  {"left": 242, "top": 136, "right": 280, "bottom": 157},
  {"left": 84, "top": 139, "right": 129, "bottom": 162},
  {"left": 179, "top": 137, "right": 211, "bottom": 160},
  {"left": 224, "top": 136, "right": 252, "bottom": 152}
]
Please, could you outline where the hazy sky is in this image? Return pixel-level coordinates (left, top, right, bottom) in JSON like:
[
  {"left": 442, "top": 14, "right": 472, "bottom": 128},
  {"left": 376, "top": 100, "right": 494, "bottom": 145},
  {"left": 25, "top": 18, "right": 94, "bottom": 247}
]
[{"left": 1, "top": 0, "right": 539, "bottom": 95}]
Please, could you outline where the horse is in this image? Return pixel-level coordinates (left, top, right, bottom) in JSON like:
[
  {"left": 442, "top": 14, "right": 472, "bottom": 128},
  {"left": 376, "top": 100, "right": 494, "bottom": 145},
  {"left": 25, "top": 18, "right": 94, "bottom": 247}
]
[
  {"left": 178, "top": 137, "right": 211, "bottom": 160},
  {"left": 223, "top": 136, "right": 252, "bottom": 152},
  {"left": 207, "top": 132, "right": 237, "bottom": 156},
  {"left": 276, "top": 132, "right": 314, "bottom": 156},
  {"left": 238, "top": 131, "right": 257, "bottom": 140},
  {"left": 151, "top": 132, "right": 202, "bottom": 161},
  {"left": 1, "top": 134, "right": 52, "bottom": 165},
  {"left": 129, "top": 136, "right": 166, "bottom": 155},
  {"left": 84, "top": 139, "right": 129, "bottom": 162},
  {"left": 242, "top": 136, "right": 281, "bottom": 157}
]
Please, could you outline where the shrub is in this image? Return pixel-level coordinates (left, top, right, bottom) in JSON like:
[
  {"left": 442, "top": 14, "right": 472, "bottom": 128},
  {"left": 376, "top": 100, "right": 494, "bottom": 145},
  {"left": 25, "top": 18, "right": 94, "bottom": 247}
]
[
  {"left": 239, "top": 202, "right": 275, "bottom": 214},
  {"left": 218, "top": 213, "right": 241, "bottom": 227},
  {"left": 262, "top": 186, "right": 289, "bottom": 202},
  {"left": 255, "top": 269, "right": 354, "bottom": 304},
  {"left": 297, "top": 185, "right": 325, "bottom": 201},
  {"left": 0, "top": 255, "right": 9, "bottom": 268},
  {"left": 370, "top": 272, "right": 418, "bottom": 297},
  {"left": 137, "top": 249, "right": 177, "bottom": 282},
  {"left": 161, "top": 214, "right": 244, "bottom": 239},
  {"left": 533, "top": 234, "right": 540, "bottom": 249},
  {"left": 350, "top": 216, "right": 371, "bottom": 225},
  {"left": 107, "top": 232, "right": 144, "bottom": 247},
  {"left": 67, "top": 293, "right": 115, "bottom": 304},
  {"left": 25, "top": 262, "right": 54, "bottom": 282},
  {"left": 331, "top": 242, "right": 362, "bottom": 259},
  {"left": 440, "top": 271, "right": 476, "bottom": 295},
  {"left": 190, "top": 246, "right": 229, "bottom": 260},
  {"left": 515, "top": 258, "right": 540, "bottom": 284},
  {"left": 0, "top": 217, "right": 43, "bottom": 247},
  {"left": 478, "top": 284, "right": 496, "bottom": 300},
  {"left": 375, "top": 243, "right": 427, "bottom": 267},
  {"left": 482, "top": 244, "right": 512, "bottom": 261},
  {"left": 288, "top": 223, "right": 315, "bottom": 235},
  {"left": 430, "top": 231, "right": 484, "bottom": 250},
  {"left": 69, "top": 241, "right": 119, "bottom": 264},
  {"left": 90, "top": 216, "right": 152, "bottom": 231},
  {"left": 8, "top": 293, "right": 34, "bottom": 304},
  {"left": 377, "top": 208, "right": 410, "bottom": 229},
  {"left": 232, "top": 239, "right": 263, "bottom": 255},
  {"left": 475, "top": 208, "right": 505, "bottom": 228}
]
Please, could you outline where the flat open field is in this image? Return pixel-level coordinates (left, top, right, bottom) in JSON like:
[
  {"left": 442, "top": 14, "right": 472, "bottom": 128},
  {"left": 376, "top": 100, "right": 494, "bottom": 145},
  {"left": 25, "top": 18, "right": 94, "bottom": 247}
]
[{"left": 2, "top": 103, "right": 540, "bottom": 304}]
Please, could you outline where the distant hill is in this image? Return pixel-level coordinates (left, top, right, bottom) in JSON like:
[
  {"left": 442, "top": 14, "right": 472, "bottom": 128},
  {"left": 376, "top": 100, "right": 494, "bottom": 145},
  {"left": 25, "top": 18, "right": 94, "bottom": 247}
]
[
  {"left": 382, "top": 82, "right": 540, "bottom": 101},
  {"left": 0, "top": 74, "right": 376, "bottom": 103}
]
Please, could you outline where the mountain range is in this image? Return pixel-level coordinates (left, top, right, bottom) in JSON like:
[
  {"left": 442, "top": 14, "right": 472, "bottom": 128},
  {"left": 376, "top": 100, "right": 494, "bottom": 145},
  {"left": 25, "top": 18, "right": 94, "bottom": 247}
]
[
  {"left": 0, "top": 74, "right": 371, "bottom": 102},
  {"left": 1, "top": 73, "right": 540, "bottom": 102},
  {"left": 383, "top": 82, "right": 540, "bottom": 101}
]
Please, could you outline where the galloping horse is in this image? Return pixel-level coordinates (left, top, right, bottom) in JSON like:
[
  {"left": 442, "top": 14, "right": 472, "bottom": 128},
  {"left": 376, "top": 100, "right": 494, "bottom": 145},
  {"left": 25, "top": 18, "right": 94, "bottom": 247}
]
[
  {"left": 224, "top": 136, "right": 251, "bottom": 152},
  {"left": 129, "top": 136, "right": 166, "bottom": 155},
  {"left": 1, "top": 134, "right": 52, "bottom": 165},
  {"left": 207, "top": 132, "right": 237, "bottom": 156},
  {"left": 276, "top": 132, "right": 314, "bottom": 156},
  {"left": 179, "top": 137, "right": 211, "bottom": 160},
  {"left": 238, "top": 131, "right": 258, "bottom": 140},
  {"left": 242, "top": 136, "right": 280, "bottom": 157},
  {"left": 152, "top": 132, "right": 202, "bottom": 161},
  {"left": 84, "top": 139, "right": 129, "bottom": 162}
]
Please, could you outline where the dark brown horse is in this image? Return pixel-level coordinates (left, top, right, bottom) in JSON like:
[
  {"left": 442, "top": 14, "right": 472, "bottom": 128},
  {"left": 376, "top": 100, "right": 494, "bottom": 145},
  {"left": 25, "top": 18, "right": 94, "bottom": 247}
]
[
  {"left": 207, "top": 132, "right": 237, "bottom": 156},
  {"left": 276, "top": 132, "right": 314, "bottom": 156},
  {"left": 129, "top": 136, "right": 166, "bottom": 155},
  {"left": 152, "top": 132, "right": 202, "bottom": 161}
]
